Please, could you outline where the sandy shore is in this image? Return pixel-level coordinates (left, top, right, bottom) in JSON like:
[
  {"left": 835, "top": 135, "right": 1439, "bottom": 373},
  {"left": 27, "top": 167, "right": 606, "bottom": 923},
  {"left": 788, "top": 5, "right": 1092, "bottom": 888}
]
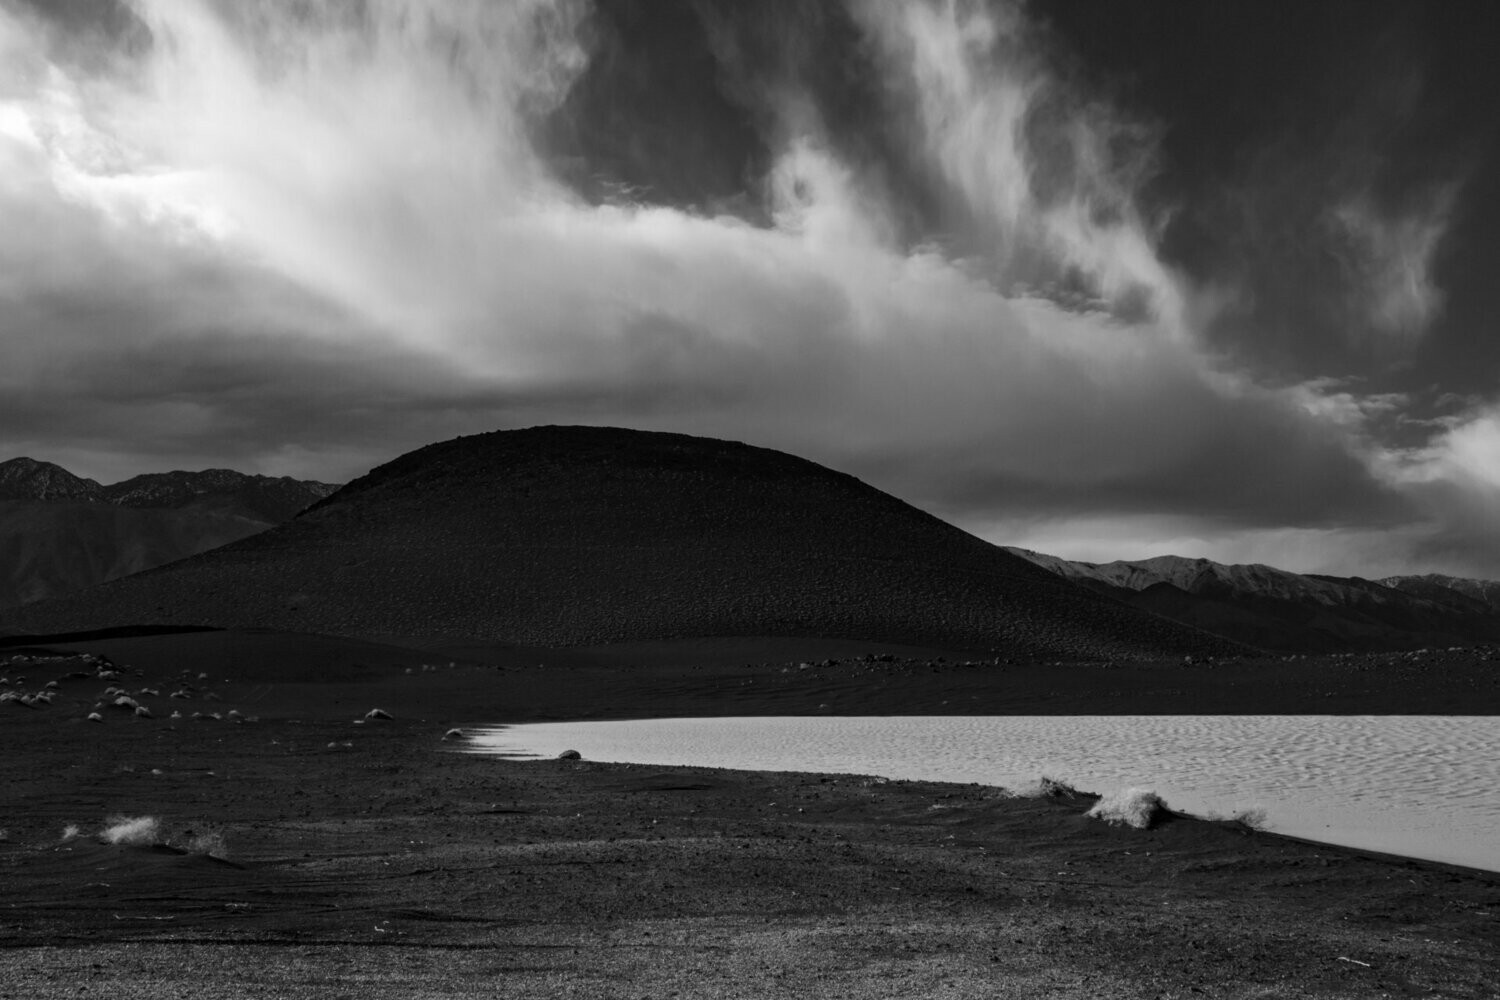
[{"left": 3, "top": 632, "right": 1499, "bottom": 997}]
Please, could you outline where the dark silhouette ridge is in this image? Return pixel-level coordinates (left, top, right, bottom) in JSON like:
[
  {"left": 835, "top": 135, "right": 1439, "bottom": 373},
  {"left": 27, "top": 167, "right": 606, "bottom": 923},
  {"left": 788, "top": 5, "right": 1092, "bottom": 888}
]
[{"left": 3, "top": 426, "right": 1238, "bottom": 658}]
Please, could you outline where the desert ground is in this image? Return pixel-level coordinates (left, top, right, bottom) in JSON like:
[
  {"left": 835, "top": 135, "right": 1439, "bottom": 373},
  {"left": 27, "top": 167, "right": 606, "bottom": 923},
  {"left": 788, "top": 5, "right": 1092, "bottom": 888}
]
[{"left": 2, "top": 629, "right": 1498, "bottom": 998}]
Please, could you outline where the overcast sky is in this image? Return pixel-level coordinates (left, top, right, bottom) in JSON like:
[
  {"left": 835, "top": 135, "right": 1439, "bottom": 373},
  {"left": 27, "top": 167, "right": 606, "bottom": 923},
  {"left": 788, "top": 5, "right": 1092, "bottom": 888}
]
[{"left": 2, "top": 0, "right": 1498, "bottom": 577}]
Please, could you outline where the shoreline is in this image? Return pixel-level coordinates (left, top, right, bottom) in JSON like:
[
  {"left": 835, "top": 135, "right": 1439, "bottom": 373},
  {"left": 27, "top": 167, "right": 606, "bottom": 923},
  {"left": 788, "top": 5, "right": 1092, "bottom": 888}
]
[
  {"left": 4, "top": 630, "right": 1500, "bottom": 996},
  {"left": 467, "top": 719, "right": 1500, "bottom": 879},
  {"left": 5, "top": 713, "right": 1499, "bottom": 997}
]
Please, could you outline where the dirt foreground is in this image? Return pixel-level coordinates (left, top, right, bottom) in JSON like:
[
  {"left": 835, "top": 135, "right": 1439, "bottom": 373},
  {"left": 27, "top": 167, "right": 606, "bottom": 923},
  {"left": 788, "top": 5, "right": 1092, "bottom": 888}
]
[{"left": 2, "top": 632, "right": 1499, "bottom": 998}]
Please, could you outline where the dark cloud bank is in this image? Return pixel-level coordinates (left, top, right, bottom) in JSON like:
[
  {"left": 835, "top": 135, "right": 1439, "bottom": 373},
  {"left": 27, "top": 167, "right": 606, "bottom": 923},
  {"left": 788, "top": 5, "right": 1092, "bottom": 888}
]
[{"left": 1, "top": 0, "right": 1497, "bottom": 576}]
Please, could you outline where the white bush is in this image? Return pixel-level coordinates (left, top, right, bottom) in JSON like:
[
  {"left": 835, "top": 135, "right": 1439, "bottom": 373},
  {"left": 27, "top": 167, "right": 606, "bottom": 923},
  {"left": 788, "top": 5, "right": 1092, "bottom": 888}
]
[
  {"left": 100, "top": 815, "right": 161, "bottom": 846},
  {"left": 1085, "top": 788, "right": 1167, "bottom": 829}
]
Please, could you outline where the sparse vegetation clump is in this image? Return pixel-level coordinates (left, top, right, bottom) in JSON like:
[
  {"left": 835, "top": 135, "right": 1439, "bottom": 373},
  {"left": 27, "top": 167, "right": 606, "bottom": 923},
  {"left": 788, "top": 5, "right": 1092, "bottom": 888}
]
[
  {"left": 1013, "top": 776, "right": 1080, "bottom": 798},
  {"left": 100, "top": 815, "right": 160, "bottom": 846},
  {"left": 1086, "top": 788, "right": 1168, "bottom": 829},
  {"left": 91, "top": 815, "right": 230, "bottom": 857}
]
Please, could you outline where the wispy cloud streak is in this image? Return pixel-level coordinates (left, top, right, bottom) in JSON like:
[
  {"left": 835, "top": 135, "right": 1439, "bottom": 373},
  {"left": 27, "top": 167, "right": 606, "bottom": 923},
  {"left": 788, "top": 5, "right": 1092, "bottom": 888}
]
[{"left": 0, "top": 0, "right": 1491, "bottom": 575}]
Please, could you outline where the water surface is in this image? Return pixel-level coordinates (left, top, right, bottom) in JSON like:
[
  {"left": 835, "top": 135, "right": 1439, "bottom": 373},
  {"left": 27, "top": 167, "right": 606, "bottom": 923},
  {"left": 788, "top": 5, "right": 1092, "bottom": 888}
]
[{"left": 470, "top": 715, "right": 1500, "bottom": 872}]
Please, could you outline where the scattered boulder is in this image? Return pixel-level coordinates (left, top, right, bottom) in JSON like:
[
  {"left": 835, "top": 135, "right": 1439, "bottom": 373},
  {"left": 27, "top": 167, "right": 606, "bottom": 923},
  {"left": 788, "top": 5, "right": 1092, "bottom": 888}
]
[
  {"left": 557, "top": 749, "right": 582, "bottom": 760},
  {"left": 442, "top": 728, "right": 465, "bottom": 741},
  {"left": 365, "top": 708, "right": 393, "bottom": 721},
  {"left": 86, "top": 712, "right": 103, "bottom": 723},
  {"left": 134, "top": 705, "right": 153, "bottom": 719}
]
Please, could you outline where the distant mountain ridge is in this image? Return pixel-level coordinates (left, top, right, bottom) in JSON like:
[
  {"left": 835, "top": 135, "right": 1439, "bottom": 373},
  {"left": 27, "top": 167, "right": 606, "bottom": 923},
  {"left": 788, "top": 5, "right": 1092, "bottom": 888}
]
[
  {"left": 0, "top": 457, "right": 101, "bottom": 501},
  {"left": 0, "top": 458, "right": 338, "bottom": 520},
  {"left": 1379, "top": 573, "right": 1500, "bottom": 614},
  {"left": 1005, "top": 548, "right": 1500, "bottom": 651},
  {"left": 0, "top": 457, "right": 339, "bottom": 607},
  {"left": 96, "top": 468, "right": 340, "bottom": 523}
]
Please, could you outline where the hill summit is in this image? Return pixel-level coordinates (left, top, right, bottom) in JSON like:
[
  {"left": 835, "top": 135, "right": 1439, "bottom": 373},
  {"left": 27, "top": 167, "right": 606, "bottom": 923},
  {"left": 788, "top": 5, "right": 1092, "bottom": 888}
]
[
  {"left": 0, "top": 458, "right": 100, "bottom": 502},
  {"left": 4, "top": 426, "right": 1233, "bottom": 658}
]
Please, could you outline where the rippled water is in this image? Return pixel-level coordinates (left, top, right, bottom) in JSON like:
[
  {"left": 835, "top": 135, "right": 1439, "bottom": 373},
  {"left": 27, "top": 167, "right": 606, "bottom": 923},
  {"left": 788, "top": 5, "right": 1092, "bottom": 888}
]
[{"left": 470, "top": 715, "right": 1500, "bottom": 872}]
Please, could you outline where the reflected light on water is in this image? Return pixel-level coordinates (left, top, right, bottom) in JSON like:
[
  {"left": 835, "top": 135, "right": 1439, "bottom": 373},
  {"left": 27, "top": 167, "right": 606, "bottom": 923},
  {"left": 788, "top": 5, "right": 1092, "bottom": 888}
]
[{"left": 470, "top": 715, "right": 1500, "bottom": 872}]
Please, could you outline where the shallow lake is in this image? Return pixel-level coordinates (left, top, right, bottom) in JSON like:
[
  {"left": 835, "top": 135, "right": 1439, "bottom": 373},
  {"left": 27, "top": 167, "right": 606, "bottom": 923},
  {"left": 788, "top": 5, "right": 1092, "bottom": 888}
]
[{"left": 470, "top": 715, "right": 1500, "bottom": 872}]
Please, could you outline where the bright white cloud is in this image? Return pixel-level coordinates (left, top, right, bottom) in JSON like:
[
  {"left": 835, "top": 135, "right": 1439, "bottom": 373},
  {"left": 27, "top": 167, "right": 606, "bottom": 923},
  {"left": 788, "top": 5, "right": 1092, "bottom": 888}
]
[{"left": 0, "top": 0, "right": 1490, "bottom": 576}]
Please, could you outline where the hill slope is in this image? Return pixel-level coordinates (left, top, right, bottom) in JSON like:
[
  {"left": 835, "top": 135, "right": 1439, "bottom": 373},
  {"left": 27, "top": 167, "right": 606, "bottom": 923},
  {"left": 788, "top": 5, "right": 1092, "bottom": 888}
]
[
  {"left": 1006, "top": 548, "right": 1500, "bottom": 651},
  {"left": 0, "top": 459, "right": 338, "bottom": 607},
  {"left": 2, "top": 426, "right": 1235, "bottom": 658},
  {"left": 0, "top": 501, "right": 268, "bottom": 608}
]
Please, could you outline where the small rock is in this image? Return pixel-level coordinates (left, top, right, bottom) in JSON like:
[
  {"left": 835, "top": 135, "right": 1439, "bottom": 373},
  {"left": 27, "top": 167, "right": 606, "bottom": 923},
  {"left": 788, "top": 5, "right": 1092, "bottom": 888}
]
[
  {"left": 557, "top": 749, "right": 582, "bottom": 760},
  {"left": 365, "top": 708, "right": 393, "bottom": 720},
  {"left": 443, "top": 728, "right": 465, "bottom": 741}
]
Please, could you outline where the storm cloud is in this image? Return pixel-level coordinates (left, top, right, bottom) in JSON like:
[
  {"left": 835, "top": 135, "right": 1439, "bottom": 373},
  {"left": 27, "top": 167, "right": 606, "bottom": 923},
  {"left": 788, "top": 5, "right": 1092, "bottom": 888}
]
[{"left": 0, "top": 0, "right": 1496, "bottom": 576}]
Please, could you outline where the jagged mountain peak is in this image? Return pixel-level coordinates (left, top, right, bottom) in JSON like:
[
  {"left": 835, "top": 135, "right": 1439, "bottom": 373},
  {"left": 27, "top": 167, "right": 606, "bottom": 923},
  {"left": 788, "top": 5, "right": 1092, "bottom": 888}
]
[{"left": 0, "top": 457, "right": 101, "bottom": 501}]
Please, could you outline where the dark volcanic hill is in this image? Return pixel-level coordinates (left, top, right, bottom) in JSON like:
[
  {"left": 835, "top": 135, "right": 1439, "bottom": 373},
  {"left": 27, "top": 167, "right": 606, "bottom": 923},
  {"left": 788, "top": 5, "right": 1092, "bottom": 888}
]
[
  {"left": 1006, "top": 548, "right": 1500, "bottom": 652},
  {"left": 0, "top": 458, "right": 339, "bottom": 607},
  {"left": 1, "top": 427, "right": 1236, "bottom": 659}
]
